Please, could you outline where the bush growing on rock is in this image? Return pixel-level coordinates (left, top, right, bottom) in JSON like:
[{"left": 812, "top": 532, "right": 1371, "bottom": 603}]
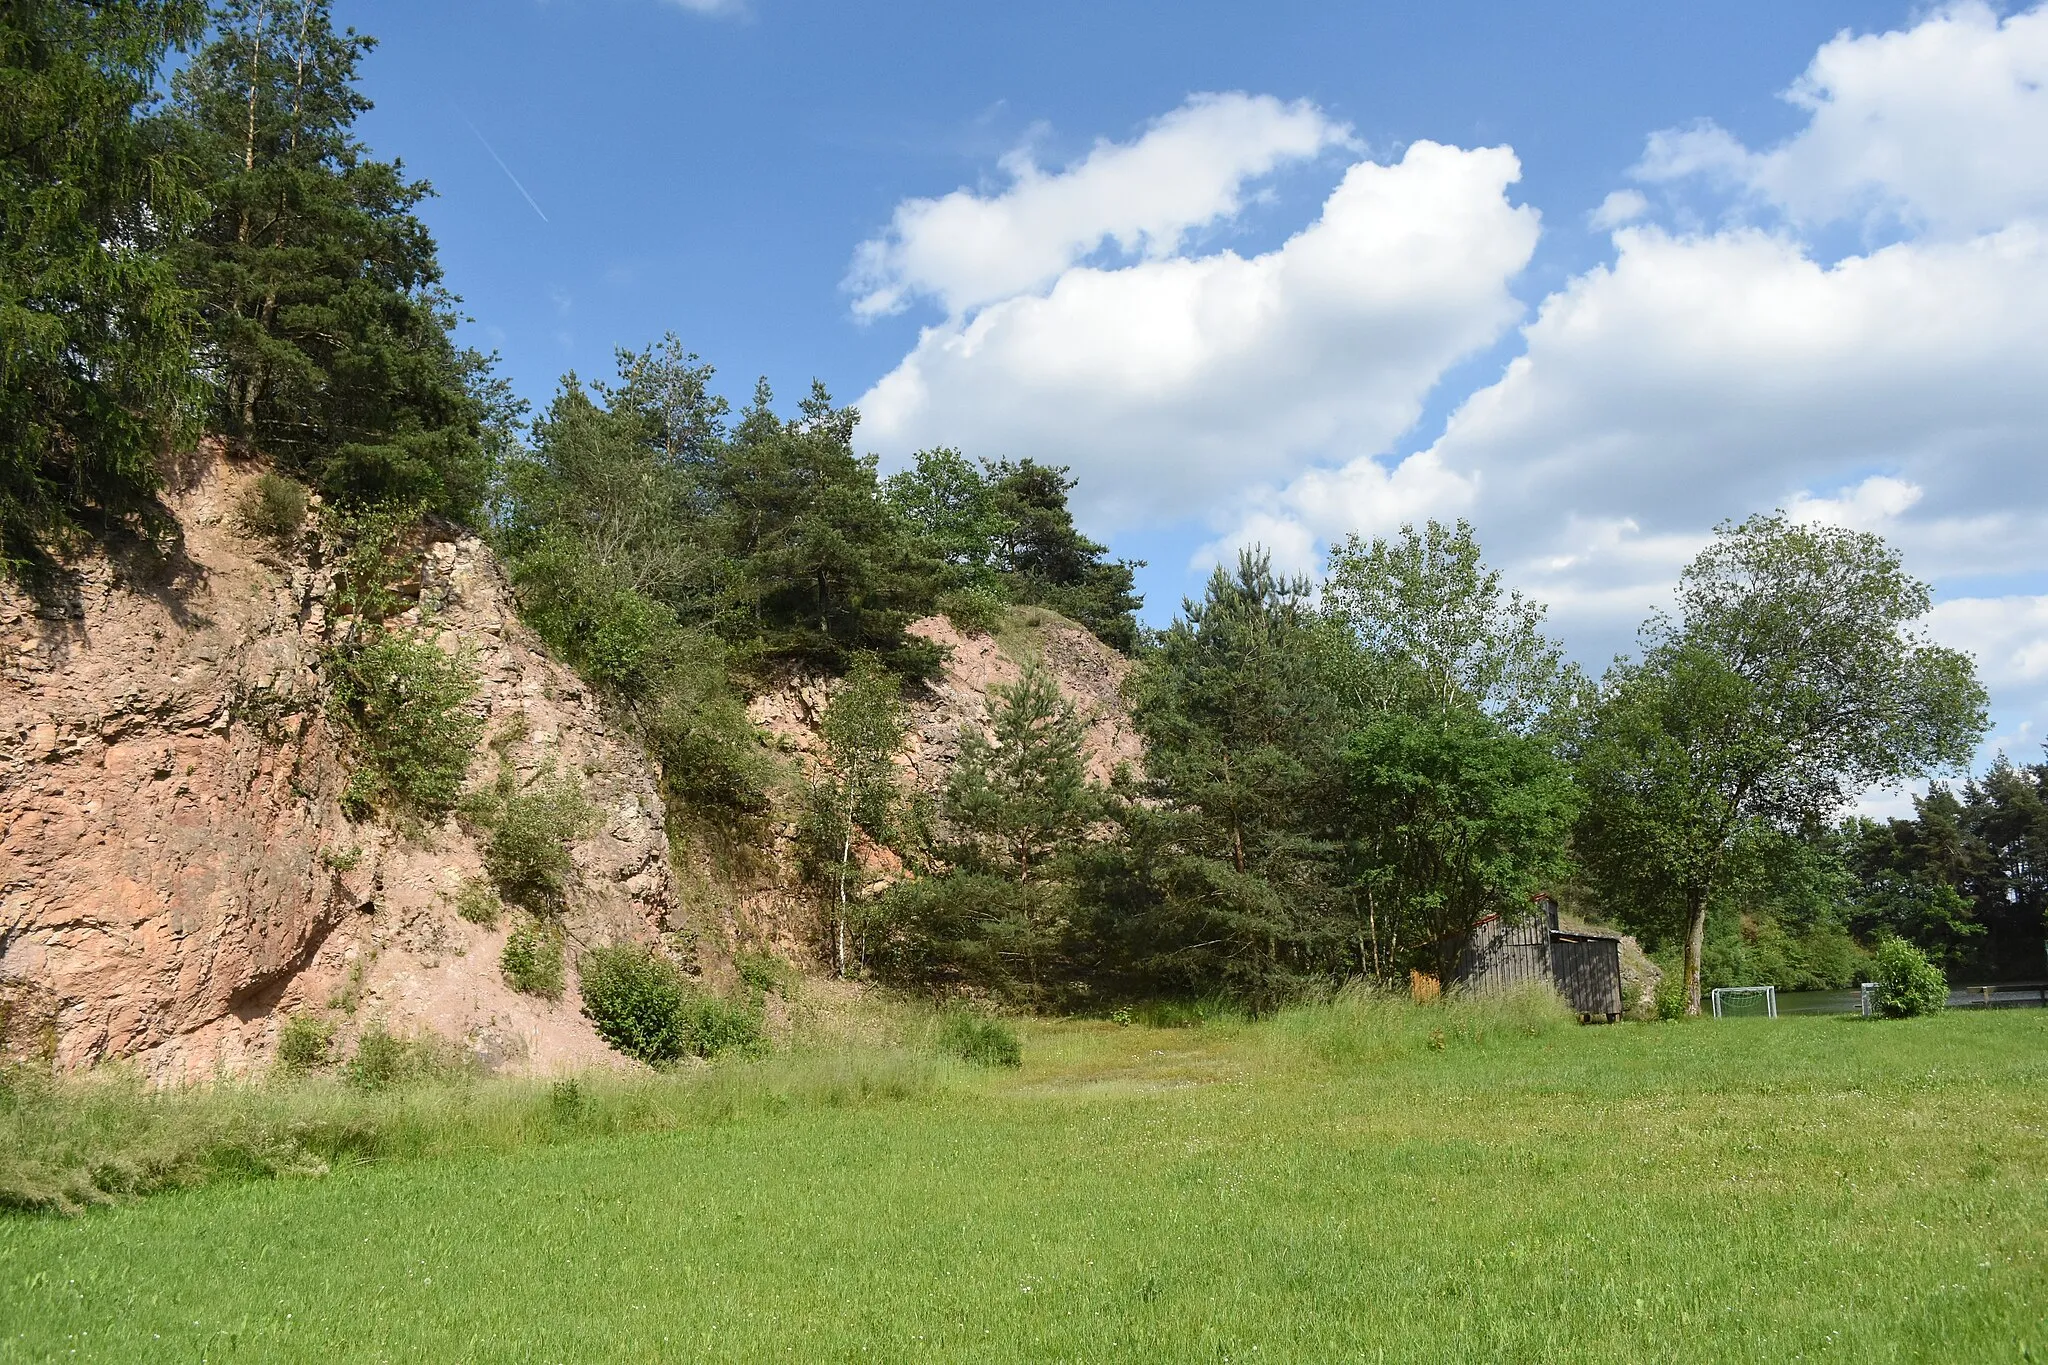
[
  {"left": 937, "top": 584, "right": 1006, "bottom": 637},
  {"left": 329, "top": 631, "right": 483, "bottom": 820},
  {"left": 235, "top": 472, "right": 308, "bottom": 544},
  {"left": 466, "top": 770, "right": 595, "bottom": 912},
  {"left": 501, "top": 919, "right": 566, "bottom": 1000}
]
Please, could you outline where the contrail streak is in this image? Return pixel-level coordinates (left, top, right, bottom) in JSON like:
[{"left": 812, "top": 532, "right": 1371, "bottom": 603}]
[{"left": 457, "top": 108, "right": 549, "bottom": 223}]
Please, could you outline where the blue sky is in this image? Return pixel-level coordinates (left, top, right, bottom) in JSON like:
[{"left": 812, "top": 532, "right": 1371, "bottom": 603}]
[
  {"left": 343, "top": 1, "right": 2048, "bottom": 791},
  {"left": 354, "top": 0, "right": 1896, "bottom": 448}
]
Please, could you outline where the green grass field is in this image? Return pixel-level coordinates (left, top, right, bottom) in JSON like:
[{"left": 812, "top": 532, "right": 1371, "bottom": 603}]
[{"left": 3, "top": 997, "right": 2045, "bottom": 1362}]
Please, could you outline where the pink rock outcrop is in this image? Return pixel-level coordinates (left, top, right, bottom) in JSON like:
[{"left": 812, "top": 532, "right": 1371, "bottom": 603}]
[{"left": 0, "top": 452, "right": 682, "bottom": 1081}]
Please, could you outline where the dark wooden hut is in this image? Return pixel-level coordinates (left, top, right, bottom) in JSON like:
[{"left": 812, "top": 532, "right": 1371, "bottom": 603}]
[{"left": 1454, "top": 897, "right": 1624, "bottom": 1022}]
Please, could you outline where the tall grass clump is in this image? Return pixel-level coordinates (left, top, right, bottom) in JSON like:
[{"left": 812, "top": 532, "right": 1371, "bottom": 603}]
[
  {"left": 934, "top": 1011, "right": 1022, "bottom": 1069},
  {"left": 341, "top": 1025, "right": 468, "bottom": 1091},
  {"left": 0, "top": 1048, "right": 941, "bottom": 1216},
  {"left": 1269, "top": 981, "right": 1574, "bottom": 1066}
]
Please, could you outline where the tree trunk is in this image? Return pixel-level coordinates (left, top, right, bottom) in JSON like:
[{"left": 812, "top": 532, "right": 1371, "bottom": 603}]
[
  {"left": 1682, "top": 887, "right": 1709, "bottom": 1017},
  {"left": 1366, "top": 888, "right": 1380, "bottom": 977},
  {"left": 243, "top": 11, "right": 264, "bottom": 175},
  {"left": 835, "top": 776, "right": 855, "bottom": 978}
]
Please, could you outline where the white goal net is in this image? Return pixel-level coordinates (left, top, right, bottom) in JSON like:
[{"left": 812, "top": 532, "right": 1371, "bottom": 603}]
[{"left": 1710, "top": 985, "right": 1778, "bottom": 1019}]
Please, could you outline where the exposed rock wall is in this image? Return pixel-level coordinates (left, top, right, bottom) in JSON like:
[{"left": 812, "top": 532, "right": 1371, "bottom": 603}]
[
  {"left": 735, "top": 607, "right": 1142, "bottom": 952},
  {"left": 0, "top": 453, "right": 1148, "bottom": 1081},
  {"left": 0, "top": 453, "right": 682, "bottom": 1082}
]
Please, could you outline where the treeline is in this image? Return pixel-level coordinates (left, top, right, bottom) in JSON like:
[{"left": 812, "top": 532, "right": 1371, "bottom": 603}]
[
  {"left": 837, "top": 518, "right": 1996, "bottom": 1015},
  {"left": 3, "top": 1, "right": 1138, "bottom": 642},
  {"left": 8, "top": 4, "right": 2024, "bottom": 1019},
  {"left": 493, "top": 340, "right": 1142, "bottom": 824},
  {"left": 2, "top": 2, "right": 1140, "bottom": 824}
]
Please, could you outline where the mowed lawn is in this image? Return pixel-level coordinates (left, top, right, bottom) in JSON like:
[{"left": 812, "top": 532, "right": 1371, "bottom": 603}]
[{"left": 3, "top": 1006, "right": 2045, "bottom": 1362}]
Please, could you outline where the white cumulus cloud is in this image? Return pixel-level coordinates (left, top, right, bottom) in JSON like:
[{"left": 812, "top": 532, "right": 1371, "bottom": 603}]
[
  {"left": 1928, "top": 596, "right": 2048, "bottom": 690},
  {"left": 1637, "top": 1, "right": 2048, "bottom": 236},
  {"left": 855, "top": 133, "right": 1540, "bottom": 529},
  {"left": 846, "top": 94, "right": 1353, "bottom": 320},
  {"left": 1214, "top": 3, "right": 2048, "bottom": 630}
]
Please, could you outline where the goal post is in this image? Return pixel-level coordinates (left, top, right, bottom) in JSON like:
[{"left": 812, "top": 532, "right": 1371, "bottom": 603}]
[{"left": 1710, "top": 985, "right": 1778, "bottom": 1019}]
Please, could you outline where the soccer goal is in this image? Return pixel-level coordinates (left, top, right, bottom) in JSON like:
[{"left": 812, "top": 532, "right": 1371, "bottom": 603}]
[{"left": 1710, "top": 985, "right": 1778, "bottom": 1019}]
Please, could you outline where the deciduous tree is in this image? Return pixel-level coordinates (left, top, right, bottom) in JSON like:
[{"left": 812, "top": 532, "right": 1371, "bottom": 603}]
[{"left": 1575, "top": 514, "right": 1987, "bottom": 1015}]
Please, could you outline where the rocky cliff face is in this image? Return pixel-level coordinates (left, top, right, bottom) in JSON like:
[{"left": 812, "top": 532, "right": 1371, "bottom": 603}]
[
  {"left": 0, "top": 453, "right": 681, "bottom": 1082},
  {"left": 1, "top": 454, "right": 1150, "bottom": 1082},
  {"left": 729, "top": 609, "right": 1143, "bottom": 953}
]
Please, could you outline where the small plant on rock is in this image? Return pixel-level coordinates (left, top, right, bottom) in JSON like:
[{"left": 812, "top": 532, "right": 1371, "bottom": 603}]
[
  {"left": 453, "top": 877, "right": 501, "bottom": 928},
  {"left": 236, "top": 471, "right": 309, "bottom": 545},
  {"left": 502, "top": 918, "right": 566, "bottom": 1000}
]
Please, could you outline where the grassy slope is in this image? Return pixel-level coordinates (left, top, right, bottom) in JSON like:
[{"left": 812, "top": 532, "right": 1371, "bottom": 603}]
[{"left": 2, "top": 1004, "right": 2045, "bottom": 1362}]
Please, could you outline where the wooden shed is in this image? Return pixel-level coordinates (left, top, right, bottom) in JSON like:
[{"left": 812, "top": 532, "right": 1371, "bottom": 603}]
[{"left": 1454, "top": 898, "right": 1624, "bottom": 1022}]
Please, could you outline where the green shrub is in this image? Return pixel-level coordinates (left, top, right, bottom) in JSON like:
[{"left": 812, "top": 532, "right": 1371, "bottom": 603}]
[
  {"left": 502, "top": 919, "right": 566, "bottom": 1000},
  {"left": 1653, "top": 967, "right": 1688, "bottom": 1021},
  {"left": 690, "top": 995, "right": 767, "bottom": 1057},
  {"left": 1873, "top": 936, "right": 1947, "bottom": 1018},
  {"left": 453, "top": 877, "right": 501, "bottom": 928},
  {"left": 578, "top": 943, "right": 762, "bottom": 1065},
  {"left": 934, "top": 1011, "right": 1022, "bottom": 1068},
  {"left": 472, "top": 773, "right": 594, "bottom": 911},
  {"left": 236, "top": 472, "right": 309, "bottom": 544},
  {"left": 736, "top": 949, "right": 796, "bottom": 1001},
  {"left": 329, "top": 630, "right": 483, "bottom": 820},
  {"left": 937, "top": 584, "right": 1007, "bottom": 636},
  {"left": 274, "top": 1014, "right": 335, "bottom": 1075},
  {"left": 342, "top": 1025, "right": 458, "bottom": 1091}
]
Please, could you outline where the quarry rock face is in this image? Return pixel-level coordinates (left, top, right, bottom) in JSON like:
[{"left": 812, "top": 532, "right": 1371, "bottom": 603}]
[
  {"left": 734, "top": 609, "right": 1143, "bottom": 949},
  {"left": 0, "top": 453, "right": 679, "bottom": 1082},
  {"left": 746, "top": 610, "right": 1142, "bottom": 787},
  {"left": 0, "top": 452, "right": 1148, "bottom": 1083}
]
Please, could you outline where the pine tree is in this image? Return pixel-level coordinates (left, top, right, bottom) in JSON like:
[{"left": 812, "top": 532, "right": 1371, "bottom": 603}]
[
  {"left": 1102, "top": 550, "right": 1348, "bottom": 1006},
  {"left": 1, "top": 0, "right": 205, "bottom": 569},
  {"left": 985, "top": 459, "right": 1142, "bottom": 650},
  {"left": 171, "top": 0, "right": 488, "bottom": 517},
  {"left": 923, "top": 662, "right": 1101, "bottom": 1007},
  {"left": 948, "top": 662, "right": 1096, "bottom": 881},
  {"left": 708, "top": 380, "right": 941, "bottom": 677}
]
